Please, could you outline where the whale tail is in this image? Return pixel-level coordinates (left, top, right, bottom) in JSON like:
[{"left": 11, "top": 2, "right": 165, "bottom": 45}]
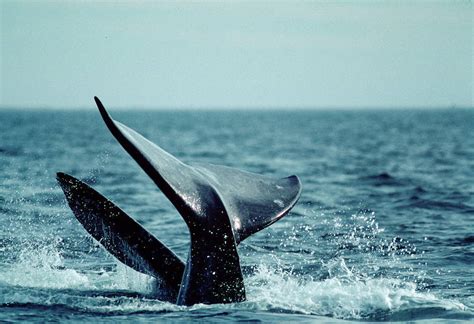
[{"left": 56, "top": 97, "right": 302, "bottom": 305}]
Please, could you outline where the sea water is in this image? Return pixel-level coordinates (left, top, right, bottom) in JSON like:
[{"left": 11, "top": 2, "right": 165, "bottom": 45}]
[{"left": 0, "top": 108, "right": 472, "bottom": 322}]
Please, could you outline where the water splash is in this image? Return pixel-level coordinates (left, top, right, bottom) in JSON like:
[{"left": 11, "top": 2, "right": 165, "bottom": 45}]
[
  {"left": 0, "top": 218, "right": 470, "bottom": 320},
  {"left": 0, "top": 238, "right": 154, "bottom": 294},
  {"left": 239, "top": 208, "right": 470, "bottom": 320},
  {"left": 244, "top": 258, "right": 466, "bottom": 320},
  {"left": 0, "top": 239, "right": 90, "bottom": 290}
]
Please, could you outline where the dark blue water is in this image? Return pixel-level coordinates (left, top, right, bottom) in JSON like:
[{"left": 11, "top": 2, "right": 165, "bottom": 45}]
[{"left": 0, "top": 108, "right": 473, "bottom": 322}]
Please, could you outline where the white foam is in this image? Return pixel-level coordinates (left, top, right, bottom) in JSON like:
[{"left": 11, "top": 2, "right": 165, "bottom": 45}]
[
  {"left": 0, "top": 238, "right": 159, "bottom": 294},
  {"left": 0, "top": 241, "right": 90, "bottom": 289},
  {"left": 0, "top": 237, "right": 467, "bottom": 319},
  {"left": 243, "top": 258, "right": 466, "bottom": 319},
  {"left": 93, "top": 261, "right": 156, "bottom": 293}
]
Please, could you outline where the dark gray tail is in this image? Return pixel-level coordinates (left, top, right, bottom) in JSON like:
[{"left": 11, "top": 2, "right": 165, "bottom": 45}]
[{"left": 57, "top": 97, "right": 301, "bottom": 305}]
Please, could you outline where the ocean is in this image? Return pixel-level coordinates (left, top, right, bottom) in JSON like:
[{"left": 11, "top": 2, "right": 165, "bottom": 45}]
[{"left": 0, "top": 108, "right": 473, "bottom": 322}]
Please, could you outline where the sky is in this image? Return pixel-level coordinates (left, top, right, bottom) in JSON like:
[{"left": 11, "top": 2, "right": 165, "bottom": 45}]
[{"left": 1, "top": 1, "right": 472, "bottom": 109}]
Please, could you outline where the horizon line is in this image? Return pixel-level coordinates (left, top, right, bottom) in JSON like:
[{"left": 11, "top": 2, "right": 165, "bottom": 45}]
[{"left": 0, "top": 105, "right": 472, "bottom": 112}]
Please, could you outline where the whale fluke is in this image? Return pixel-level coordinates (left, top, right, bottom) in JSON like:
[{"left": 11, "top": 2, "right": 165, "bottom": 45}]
[
  {"left": 56, "top": 172, "right": 184, "bottom": 301},
  {"left": 57, "top": 97, "right": 302, "bottom": 305}
]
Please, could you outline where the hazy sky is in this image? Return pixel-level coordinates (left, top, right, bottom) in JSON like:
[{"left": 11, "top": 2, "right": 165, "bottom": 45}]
[{"left": 1, "top": 1, "right": 472, "bottom": 109}]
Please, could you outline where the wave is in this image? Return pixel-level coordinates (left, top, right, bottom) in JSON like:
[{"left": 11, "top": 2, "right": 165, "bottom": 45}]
[
  {"left": 402, "top": 196, "right": 474, "bottom": 212},
  {"left": 0, "top": 146, "right": 22, "bottom": 157},
  {"left": 359, "top": 172, "right": 408, "bottom": 187},
  {"left": 0, "top": 241, "right": 471, "bottom": 321},
  {"left": 244, "top": 260, "right": 470, "bottom": 320}
]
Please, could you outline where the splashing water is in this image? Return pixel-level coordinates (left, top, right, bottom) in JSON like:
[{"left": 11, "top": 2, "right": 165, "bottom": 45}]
[
  {"left": 0, "top": 208, "right": 468, "bottom": 321},
  {"left": 1, "top": 239, "right": 90, "bottom": 290}
]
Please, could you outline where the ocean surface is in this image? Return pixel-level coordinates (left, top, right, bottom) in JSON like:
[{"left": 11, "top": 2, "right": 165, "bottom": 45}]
[{"left": 0, "top": 108, "right": 473, "bottom": 322}]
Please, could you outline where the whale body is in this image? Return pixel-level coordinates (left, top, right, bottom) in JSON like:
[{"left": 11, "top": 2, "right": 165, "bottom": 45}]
[{"left": 57, "top": 97, "right": 301, "bottom": 305}]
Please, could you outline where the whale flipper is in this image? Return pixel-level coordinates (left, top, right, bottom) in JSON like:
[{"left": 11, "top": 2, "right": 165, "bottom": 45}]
[
  {"left": 56, "top": 172, "right": 185, "bottom": 301},
  {"left": 94, "top": 97, "right": 302, "bottom": 244}
]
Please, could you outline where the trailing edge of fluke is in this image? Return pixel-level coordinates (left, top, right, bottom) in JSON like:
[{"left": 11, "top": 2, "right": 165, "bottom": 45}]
[{"left": 56, "top": 96, "right": 302, "bottom": 305}]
